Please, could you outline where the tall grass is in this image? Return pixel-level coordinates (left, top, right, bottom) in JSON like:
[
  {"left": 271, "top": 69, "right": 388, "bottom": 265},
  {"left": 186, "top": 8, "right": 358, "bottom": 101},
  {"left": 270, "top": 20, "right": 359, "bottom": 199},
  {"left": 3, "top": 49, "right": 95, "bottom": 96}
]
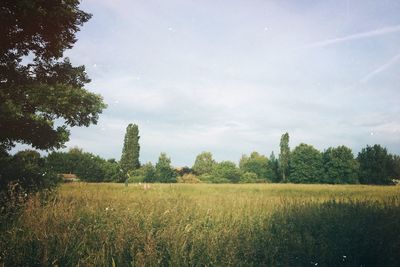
[{"left": 1, "top": 183, "right": 399, "bottom": 266}]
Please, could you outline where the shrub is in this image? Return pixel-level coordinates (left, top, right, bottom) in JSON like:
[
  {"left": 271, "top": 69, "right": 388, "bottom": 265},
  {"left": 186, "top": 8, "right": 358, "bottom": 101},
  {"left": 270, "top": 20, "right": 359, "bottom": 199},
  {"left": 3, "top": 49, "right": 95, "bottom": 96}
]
[
  {"left": 240, "top": 172, "right": 258, "bottom": 183},
  {"left": 239, "top": 152, "right": 272, "bottom": 180},
  {"left": 0, "top": 149, "right": 61, "bottom": 214},
  {"left": 176, "top": 166, "right": 192, "bottom": 176},
  {"left": 177, "top": 173, "right": 201, "bottom": 183},
  {"left": 141, "top": 162, "right": 156, "bottom": 183},
  {"left": 155, "top": 153, "right": 177, "bottom": 183},
  {"left": 211, "top": 161, "right": 241, "bottom": 183},
  {"left": 198, "top": 174, "right": 213, "bottom": 183},
  {"left": 126, "top": 167, "right": 146, "bottom": 183}
]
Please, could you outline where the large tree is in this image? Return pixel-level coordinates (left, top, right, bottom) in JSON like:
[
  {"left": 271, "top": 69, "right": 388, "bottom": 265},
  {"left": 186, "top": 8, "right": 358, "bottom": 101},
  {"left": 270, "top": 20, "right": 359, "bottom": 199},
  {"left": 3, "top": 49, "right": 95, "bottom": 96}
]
[
  {"left": 0, "top": 0, "right": 106, "bottom": 151},
  {"left": 47, "top": 148, "right": 126, "bottom": 183},
  {"left": 392, "top": 155, "right": 400, "bottom": 181},
  {"left": 120, "top": 124, "right": 140, "bottom": 173},
  {"left": 239, "top": 151, "right": 271, "bottom": 180},
  {"left": 47, "top": 148, "right": 106, "bottom": 182},
  {"left": 269, "top": 151, "right": 280, "bottom": 182},
  {"left": 357, "top": 145, "right": 394, "bottom": 185},
  {"left": 192, "top": 151, "right": 216, "bottom": 176},
  {"left": 322, "top": 146, "right": 359, "bottom": 184},
  {"left": 289, "top": 143, "right": 323, "bottom": 183},
  {"left": 211, "top": 161, "right": 241, "bottom": 183},
  {"left": 155, "top": 153, "right": 177, "bottom": 183},
  {"left": 279, "top": 132, "right": 290, "bottom": 182}
]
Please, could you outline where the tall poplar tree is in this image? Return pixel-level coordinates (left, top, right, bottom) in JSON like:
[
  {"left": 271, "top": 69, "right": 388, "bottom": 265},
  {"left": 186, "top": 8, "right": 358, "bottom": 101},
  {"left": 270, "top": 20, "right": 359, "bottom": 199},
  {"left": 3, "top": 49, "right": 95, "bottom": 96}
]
[
  {"left": 120, "top": 124, "right": 140, "bottom": 173},
  {"left": 279, "top": 132, "right": 290, "bottom": 182}
]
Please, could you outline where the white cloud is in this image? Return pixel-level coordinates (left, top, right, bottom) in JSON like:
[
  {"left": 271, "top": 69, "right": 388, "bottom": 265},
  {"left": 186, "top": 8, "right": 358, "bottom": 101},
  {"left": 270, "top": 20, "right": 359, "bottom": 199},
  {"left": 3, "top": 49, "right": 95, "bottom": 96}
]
[
  {"left": 360, "top": 52, "right": 400, "bottom": 83},
  {"left": 53, "top": 0, "right": 400, "bottom": 164},
  {"left": 304, "top": 24, "right": 400, "bottom": 48}
]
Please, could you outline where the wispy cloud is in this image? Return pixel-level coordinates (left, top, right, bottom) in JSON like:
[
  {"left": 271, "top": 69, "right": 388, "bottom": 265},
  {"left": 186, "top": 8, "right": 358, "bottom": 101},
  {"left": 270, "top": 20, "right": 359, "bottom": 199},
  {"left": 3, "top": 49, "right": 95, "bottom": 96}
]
[
  {"left": 63, "top": 0, "right": 400, "bottom": 164},
  {"left": 305, "top": 25, "right": 400, "bottom": 48},
  {"left": 360, "top": 52, "right": 400, "bottom": 83}
]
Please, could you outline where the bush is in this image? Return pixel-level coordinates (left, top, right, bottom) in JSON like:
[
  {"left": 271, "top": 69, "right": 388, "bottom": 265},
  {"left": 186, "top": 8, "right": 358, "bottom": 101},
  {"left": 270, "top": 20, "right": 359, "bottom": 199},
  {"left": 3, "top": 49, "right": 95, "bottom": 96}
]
[
  {"left": 0, "top": 149, "right": 61, "bottom": 213},
  {"left": 176, "top": 166, "right": 192, "bottom": 176},
  {"left": 198, "top": 174, "right": 213, "bottom": 183},
  {"left": 211, "top": 161, "right": 241, "bottom": 183},
  {"left": 127, "top": 175, "right": 144, "bottom": 183},
  {"left": 102, "top": 160, "right": 126, "bottom": 182},
  {"left": 177, "top": 173, "right": 201, "bottom": 183},
  {"left": 239, "top": 152, "right": 272, "bottom": 180},
  {"left": 46, "top": 148, "right": 127, "bottom": 183},
  {"left": 141, "top": 162, "right": 157, "bottom": 183},
  {"left": 240, "top": 172, "right": 258, "bottom": 183},
  {"left": 46, "top": 148, "right": 106, "bottom": 182},
  {"left": 127, "top": 167, "right": 146, "bottom": 183},
  {"left": 155, "top": 153, "right": 177, "bottom": 183}
]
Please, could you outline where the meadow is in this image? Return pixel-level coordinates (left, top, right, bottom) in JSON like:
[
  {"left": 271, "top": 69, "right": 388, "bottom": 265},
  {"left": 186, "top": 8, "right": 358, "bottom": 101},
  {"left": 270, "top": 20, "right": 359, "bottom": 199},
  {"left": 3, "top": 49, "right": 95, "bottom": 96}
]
[{"left": 1, "top": 183, "right": 400, "bottom": 266}]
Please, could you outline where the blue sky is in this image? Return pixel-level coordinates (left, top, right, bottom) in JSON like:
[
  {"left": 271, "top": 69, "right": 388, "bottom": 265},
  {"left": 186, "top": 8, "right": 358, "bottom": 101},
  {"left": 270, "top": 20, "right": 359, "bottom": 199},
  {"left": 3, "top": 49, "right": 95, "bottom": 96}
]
[{"left": 57, "top": 0, "right": 400, "bottom": 166}]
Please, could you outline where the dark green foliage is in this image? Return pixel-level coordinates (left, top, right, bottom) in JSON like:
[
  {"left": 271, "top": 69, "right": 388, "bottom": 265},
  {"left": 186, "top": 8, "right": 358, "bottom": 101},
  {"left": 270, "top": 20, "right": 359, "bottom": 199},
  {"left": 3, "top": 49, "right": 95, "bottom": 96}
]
[
  {"left": 46, "top": 148, "right": 125, "bottom": 182},
  {"left": 392, "top": 155, "right": 400, "bottom": 179},
  {"left": 176, "top": 166, "right": 192, "bottom": 176},
  {"left": 0, "top": 0, "right": 106, "bottom": 151},
  {"left": 0, "top": 149, "right": 61, "bottom": 209},
  {"left": 289, "top": 143, "right": 323, "bottom": 183},
  {"left": 0, "top": 149, "right": 60, "bottom": 192},
  {"left": 239, "top": 152, "right": 271, "bottom": 180},
  {"left": 357, "top": 145, "right": 394, "bottom": 185},
  {"left": 323, "top": 146, "right": 359, "bottom": 184},
  {"left": 211, "top": 161, "right": 241, "bottom": 183},
  {"left": 142, "top": 162, "right": 157, "bottom": 183},
  {"left": 240, "top": 172, "right": 258, "bottom": 183},
  {"left": 127, "top": 162, "right": 156, "bottom": 183},
  {"left": 279, "top": 133, "right": 290, "bottom": 182},
  {"left": 102, "top": 159, "right": 125, "bottom": 183},
  {"left": 155, "top": 153, "right": 177, "bottom": 183},
  {"left": 120, "top": 124, "right": 140, "bottom": 173},
  {"left": 192, "top": 152, "right": 216, "bottom": 175},
  {"left": 269, "top": 151, "right": 280, "bottom": 182},
  {"left": 255, "top": 201, "right": 400, "bottom": 266}
]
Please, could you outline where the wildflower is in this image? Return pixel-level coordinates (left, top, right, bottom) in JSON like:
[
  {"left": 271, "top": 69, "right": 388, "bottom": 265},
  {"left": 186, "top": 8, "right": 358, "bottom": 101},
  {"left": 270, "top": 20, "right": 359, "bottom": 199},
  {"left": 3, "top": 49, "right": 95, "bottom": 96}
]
[{"left": 105, "top": 207, "right": 109, "bottom": 211}]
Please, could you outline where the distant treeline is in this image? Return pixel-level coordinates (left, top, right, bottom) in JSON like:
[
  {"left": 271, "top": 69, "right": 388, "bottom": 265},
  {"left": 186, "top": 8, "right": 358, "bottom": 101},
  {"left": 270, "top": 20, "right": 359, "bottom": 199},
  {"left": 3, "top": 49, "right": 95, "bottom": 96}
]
[
  {"left": 1, "top": 132, "right": 399, "bottom": 200},
  {"left": 42, "top": 142, "right": 400, "bottom": 185}
]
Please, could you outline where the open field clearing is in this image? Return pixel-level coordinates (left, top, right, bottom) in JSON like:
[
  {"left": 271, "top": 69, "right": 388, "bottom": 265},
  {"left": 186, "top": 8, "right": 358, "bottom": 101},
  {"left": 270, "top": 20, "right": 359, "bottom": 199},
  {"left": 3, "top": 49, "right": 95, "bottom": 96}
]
[{"left": 1, "top": 183, "right": 400, "bottom": 266}]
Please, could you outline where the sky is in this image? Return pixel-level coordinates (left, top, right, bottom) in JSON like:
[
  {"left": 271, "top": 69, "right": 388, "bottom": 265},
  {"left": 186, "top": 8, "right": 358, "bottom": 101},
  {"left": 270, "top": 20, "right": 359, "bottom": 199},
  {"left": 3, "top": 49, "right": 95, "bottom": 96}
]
[{"left": 53, "top": 0, "right": 400, "bottom": 166}]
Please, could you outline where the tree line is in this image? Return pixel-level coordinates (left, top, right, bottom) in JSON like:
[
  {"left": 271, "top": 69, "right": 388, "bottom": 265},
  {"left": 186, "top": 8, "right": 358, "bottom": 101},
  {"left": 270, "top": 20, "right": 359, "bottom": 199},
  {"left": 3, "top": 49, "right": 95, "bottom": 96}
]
[
  {"left": 37, "top": 126, "right": 400, "bottom": 185},
  {"left": 1, "top": 124, "right": 399, "bottom": 198}
]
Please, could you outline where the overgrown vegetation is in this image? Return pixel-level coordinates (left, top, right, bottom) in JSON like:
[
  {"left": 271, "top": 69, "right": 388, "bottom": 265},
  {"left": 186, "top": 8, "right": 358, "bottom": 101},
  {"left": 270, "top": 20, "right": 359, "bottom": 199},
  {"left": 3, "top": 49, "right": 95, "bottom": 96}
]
[
  {"left": 46, "top": 147, "right": 126, "bottom": 183},
  {"left": 0, "top": 183, "right": 399, "bottom": 266},
  {"left": 0, "top": 149, "right": 61, "bottom": 214}
]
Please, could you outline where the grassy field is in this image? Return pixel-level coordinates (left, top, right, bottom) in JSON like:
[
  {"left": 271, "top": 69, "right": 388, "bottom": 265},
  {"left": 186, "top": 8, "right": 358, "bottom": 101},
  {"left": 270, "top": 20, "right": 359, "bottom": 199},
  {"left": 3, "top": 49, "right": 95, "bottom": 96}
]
[{"left": 1, "top": 183, "right": 400, "bottom": 266}]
